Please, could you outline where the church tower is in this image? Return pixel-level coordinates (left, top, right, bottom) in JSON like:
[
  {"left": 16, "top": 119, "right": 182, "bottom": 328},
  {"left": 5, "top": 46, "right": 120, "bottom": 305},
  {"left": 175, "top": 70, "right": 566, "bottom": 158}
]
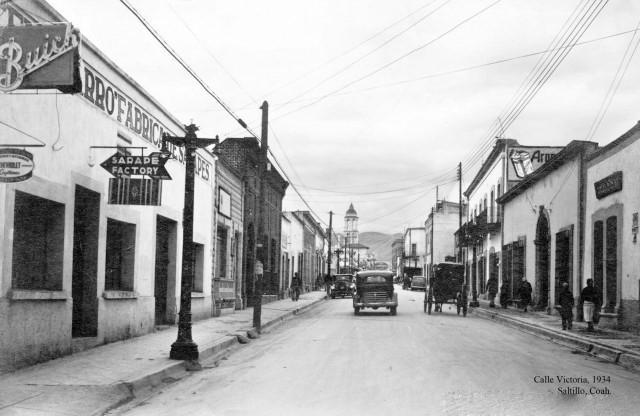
[{"left": 344, "top": 203, "right": 359, "bottom": 245}]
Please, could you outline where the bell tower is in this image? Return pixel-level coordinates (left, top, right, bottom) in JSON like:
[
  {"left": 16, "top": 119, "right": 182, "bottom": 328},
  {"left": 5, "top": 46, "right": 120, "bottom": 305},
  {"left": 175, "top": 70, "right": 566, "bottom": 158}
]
[{"left": 344, "top": 203, "right": 359, "bottom": 245}]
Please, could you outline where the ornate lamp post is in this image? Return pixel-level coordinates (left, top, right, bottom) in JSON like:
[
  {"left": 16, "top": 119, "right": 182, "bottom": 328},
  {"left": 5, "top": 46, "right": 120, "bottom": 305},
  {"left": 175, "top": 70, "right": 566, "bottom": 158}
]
[{"left": 163, "top": 124, "right": 218, "bottom": 362}]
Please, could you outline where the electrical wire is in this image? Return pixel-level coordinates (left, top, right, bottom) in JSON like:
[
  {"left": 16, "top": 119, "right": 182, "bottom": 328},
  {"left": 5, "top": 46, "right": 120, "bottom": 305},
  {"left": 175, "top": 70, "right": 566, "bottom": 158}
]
[
  {"left": 276, "top": 0, "right": 452, "bottom": 110},
  {"left": 585, "top": 17, "right": 640, "bottom": 140},
  {"left": 0, "top": 119, "right": 47, "bottom": 146}
]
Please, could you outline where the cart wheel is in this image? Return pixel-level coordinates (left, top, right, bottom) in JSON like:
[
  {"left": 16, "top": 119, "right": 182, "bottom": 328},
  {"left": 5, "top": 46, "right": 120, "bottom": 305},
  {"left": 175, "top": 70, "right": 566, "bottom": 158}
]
[
  {"left": 390, "top": 306, "right": 397, "bottom": 316},
  {"left": 427, "top": 300, "right": 432, "bottom": 315},
  {"left": 354, "top": 306, "right": 360, "bottom": 315}
]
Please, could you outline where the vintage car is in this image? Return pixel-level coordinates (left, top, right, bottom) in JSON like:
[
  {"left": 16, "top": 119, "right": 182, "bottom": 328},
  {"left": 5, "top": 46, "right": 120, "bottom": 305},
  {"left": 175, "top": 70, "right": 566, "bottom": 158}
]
[
  {"left": 411, "top": 275, "right": 427, "bottom": 291},
  {"left": 331, "top": 274, "right": 355, "bottom": 298},
  {"left": 353, "top": 270, "right": 398, "bottom": 316}
]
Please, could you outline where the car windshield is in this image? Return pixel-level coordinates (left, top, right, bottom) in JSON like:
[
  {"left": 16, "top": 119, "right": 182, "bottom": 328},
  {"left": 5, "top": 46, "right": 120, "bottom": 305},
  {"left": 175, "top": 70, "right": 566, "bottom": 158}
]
[
  {"left": 413, "top": 277, "right": 426, "bottom": 281},
  {"left": 335, "top": 275, "right": 352, "bottom": 282},
  {"left": 365, "top": 276, "right": 387, "bottom": 283}
]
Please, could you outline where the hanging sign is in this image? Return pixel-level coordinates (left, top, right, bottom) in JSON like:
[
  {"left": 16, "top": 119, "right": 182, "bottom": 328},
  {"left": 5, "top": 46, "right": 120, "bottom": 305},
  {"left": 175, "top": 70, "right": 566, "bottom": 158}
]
[
  {"left": 100, "top": 151, "right": 171, "bottom": 180},
  {"left": 0, "top": 23, "right": 81, "bottom": 93},
  {"left": 0, "top": 148, "right": 34, "bottom": 183}
]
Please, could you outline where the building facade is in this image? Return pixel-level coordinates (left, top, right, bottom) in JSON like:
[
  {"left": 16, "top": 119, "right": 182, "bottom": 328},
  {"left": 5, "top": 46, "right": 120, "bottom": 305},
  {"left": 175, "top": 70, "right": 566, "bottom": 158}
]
[
  {"left": 498, "top": 141, "right": 597, "bottom": 312},
  {"left": 216, "top": 137, "right": 288, "bottom": 304},
  {"left": 213, "top": 159, "right": 244, "bottom": 314},
  {"left": 425, "top": 201, "right": 463, "bottom": 279},
  {"left": 402, "top": 227, "right": 425, "bottom": 277},
  {"left": 583, "top": 122, "right": 640, "bottom": 332},
  {"left": 0, "top": 1, "right": 216, "bottom": 371}
]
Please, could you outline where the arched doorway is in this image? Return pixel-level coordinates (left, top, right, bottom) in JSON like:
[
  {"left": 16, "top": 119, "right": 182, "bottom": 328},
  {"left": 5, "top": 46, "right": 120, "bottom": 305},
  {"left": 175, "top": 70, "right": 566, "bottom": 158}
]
[{"left": 534, "top": 206, "right": 550, "bottom": 310}]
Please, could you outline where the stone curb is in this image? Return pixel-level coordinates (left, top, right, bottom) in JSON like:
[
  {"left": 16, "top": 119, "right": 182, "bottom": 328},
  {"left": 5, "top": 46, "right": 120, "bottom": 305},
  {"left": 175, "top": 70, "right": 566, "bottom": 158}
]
[
  {"left": 473, "top": 307, "right": 640, "bottom": 373},
  {"left": 117, "top": 295, "right": 327, "bottom": 400}
]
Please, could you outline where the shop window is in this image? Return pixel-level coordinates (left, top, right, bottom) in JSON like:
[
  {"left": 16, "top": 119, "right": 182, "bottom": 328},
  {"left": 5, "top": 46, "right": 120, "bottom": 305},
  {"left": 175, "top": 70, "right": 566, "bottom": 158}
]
[
  {"left": 217, "top": 226, "right": 228, "bottom": 279},
  {"left": 12, "top": 191, "right": 65, "bottom": 291},
  {"left": 105, "top": 218, "right": 135, "bottom": 291},
  {"left": 193, "top": 243, "right": 204, "bottom": 293}
]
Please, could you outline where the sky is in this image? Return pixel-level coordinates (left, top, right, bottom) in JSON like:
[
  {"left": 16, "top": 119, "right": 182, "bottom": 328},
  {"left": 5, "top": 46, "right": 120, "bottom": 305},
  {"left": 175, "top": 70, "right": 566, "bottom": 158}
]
[{"left": 17, "top": 0, "right": 640, "bottom": 235}]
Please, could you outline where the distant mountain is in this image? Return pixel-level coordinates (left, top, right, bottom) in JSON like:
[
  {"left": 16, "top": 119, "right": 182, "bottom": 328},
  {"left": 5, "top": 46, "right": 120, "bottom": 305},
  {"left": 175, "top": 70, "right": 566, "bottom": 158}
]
[{"left": 358, "top": 232, "right": 402, "bottom": 263}]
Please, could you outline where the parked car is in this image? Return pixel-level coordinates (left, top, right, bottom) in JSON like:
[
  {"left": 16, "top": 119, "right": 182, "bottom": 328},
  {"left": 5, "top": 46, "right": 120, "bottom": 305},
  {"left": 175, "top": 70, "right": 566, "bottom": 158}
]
[
  {"left": 353, "top": 271, "right": 398, "bottom": 315},
  {"left": 331, "top": 274, "right": 355, "bottom": 298},
  {"left": 411, "top": 275, "right": 427, "bottom": 291}
]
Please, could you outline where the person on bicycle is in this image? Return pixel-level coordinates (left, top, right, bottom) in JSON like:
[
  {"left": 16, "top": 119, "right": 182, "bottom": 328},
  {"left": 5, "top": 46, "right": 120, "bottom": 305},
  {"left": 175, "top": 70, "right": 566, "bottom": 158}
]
[{"left": 291, "top": 272, "right": 301, "bottom": 301}]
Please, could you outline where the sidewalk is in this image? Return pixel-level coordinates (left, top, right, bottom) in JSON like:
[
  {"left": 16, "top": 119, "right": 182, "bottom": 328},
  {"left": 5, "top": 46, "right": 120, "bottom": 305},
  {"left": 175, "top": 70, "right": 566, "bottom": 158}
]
[
  {"left": 0, "top": 291, "right": 327, "bottom": 416},
  {"left": 471, "top": 299, "right": 640, "bottom": 373}
]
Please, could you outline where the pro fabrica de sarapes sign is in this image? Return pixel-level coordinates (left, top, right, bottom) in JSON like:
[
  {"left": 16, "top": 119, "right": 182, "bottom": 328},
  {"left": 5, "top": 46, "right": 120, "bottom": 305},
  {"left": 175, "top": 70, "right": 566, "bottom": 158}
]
[
  {"left": 0, "top": 23, "right": 81, "bottom": 92},
  {"left": 0, "top": 148, "right": 34, "bottom": 183},
  {"left": 82, "top": 65, "right": 212, "bottom": 182}
]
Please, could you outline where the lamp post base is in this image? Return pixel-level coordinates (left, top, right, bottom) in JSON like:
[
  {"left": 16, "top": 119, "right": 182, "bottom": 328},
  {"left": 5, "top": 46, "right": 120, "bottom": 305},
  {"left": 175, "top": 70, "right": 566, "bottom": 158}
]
[{"left": 169, "top": 340, "right": 199, "bottom": 361}]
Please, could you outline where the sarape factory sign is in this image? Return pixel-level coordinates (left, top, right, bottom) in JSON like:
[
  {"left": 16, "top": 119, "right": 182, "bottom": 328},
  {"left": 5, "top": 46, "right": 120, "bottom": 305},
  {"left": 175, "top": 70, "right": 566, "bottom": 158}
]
[
  {"left": 0, "top": 23, "right": 81, "bottom": 92},
  {"left": 82, "top": 66, "right": 212, "bottom": 182}
]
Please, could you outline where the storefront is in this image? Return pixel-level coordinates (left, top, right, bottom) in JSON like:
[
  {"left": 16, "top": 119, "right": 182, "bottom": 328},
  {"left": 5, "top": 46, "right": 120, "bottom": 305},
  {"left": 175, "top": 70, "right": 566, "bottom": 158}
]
[
  {"left": 0, "top": 1, "right": 215, "bottom": 371},
  {"left": 499, "top": 141, "right": 596, "bottom": 312},
  {"left": 213, "top": 159, "right": 244, "bottom": 314},
  {"left": 584, "top": 122, "right": 640, "bottom": 332}
]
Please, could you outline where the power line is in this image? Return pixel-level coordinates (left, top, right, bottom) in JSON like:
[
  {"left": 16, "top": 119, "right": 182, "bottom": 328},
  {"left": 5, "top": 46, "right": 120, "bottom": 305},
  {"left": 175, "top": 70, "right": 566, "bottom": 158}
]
[
  {"left": 269, "top": 0, "right": 504, "bottom": 125},
  {"left": 585, "top": 17, "right": 640, "bottom": 140},
  {"left": 276, "top": 0, "right": 452, "bottom": 110}
]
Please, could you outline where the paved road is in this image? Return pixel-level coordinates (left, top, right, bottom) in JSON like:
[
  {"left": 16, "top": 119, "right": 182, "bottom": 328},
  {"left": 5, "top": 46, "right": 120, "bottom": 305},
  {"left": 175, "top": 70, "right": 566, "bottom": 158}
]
[{"left": 117, "top": 285, "right": 640, "bottom": 416}]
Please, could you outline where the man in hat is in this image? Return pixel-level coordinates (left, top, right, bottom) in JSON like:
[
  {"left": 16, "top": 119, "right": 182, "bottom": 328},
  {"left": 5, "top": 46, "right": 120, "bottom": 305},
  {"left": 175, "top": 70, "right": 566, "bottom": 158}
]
[{"left": 558, "top": 282, "right": 574, "bottom": 330}]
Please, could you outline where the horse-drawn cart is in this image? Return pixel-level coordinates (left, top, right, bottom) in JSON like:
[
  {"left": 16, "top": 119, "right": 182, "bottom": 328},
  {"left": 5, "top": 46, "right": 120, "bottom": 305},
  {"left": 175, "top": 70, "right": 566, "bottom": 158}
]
[{"left": 424, "top": 262, "right": 468, "bottom": 317}]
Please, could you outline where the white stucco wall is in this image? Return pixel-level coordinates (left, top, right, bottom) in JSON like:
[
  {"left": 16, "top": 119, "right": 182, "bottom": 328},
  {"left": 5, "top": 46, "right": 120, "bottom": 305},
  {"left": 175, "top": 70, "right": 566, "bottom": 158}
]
[
  {"left": 502, "top": 157, "right": 581, "bottom": 308},
  {"left": 0, "top": 32, "right": 215, "bottom": 369},
  {"left": 584, "top": 131, "right": 640, "bottom": 331}
]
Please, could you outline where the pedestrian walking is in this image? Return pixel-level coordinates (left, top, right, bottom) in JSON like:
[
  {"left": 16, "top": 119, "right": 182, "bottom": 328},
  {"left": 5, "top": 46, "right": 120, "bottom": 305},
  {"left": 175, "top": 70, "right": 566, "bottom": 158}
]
[
  {"left": 558, "top": 282, "right": 574, "bottom": 330},
  {"left": 499, "top": 282, "right": 509, "bottom": 309},
  {"left": 518, "top": 277, "right": 533, "bottom": 312},
  {"left": 580, "top": 278, "right": 599, "bottom": 332},
  {"left": 291, "top": 272, "right": 301, "bottom": 301},
  {"left": 486, "top": 276, "right": 498, "bottom": 308}
]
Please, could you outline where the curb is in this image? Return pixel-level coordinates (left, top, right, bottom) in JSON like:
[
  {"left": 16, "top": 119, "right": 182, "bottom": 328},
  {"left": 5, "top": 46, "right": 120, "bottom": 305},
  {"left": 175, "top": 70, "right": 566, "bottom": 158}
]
[
  {"left": 473, "top": 307, "right": 640, "bottom": 373},
  {"left": 261, "top": 295, "right": 327, "bottom": 333},
  {"left": 118, "top": 295, "right": 327, "bottom": 399}
]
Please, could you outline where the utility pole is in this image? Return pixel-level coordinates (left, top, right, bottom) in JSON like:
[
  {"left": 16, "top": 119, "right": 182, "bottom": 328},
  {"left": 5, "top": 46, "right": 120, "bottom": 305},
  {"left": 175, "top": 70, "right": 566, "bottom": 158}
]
[
  {"left": 253, "top": 101, "right": 269, "bottom": 332},
  {"left": 164, "top": 124, "right": 218, "bottom": 363},
  {"left": 458, "top": 162, "right": 462, "bottom": 262},
  {"left": 327, "top": 211, "right": 333, "bottom": 294}
]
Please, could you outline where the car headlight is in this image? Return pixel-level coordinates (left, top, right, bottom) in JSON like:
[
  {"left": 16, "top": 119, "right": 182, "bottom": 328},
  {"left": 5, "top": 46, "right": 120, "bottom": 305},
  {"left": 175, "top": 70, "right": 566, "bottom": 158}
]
[{"left": 330, "top": 285, "right": 335, "bottom": 290}]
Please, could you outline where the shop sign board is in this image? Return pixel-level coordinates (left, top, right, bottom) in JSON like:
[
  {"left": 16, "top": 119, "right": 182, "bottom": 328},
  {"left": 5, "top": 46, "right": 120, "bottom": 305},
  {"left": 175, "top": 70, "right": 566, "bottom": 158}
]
[
  {"left": 0, "top": 23, "right": 81, "bottom": 93},
  {"left": 0, "top": 148, "right": 34, "bottom": 182},
  {"left": 218, "top": 187, "right": 231, "bottom": 218},
  {"left": 107, "top": 177, "right": 162, "bottom": 206},
  {"left": 594, "top": 171, "right": 622, "bottom": 200},
  {"left": 507, "top": 146, "right": 563, "bottom": 180},
  {"left": 100, "top": 151, "right": 171, "bottom": 180}
]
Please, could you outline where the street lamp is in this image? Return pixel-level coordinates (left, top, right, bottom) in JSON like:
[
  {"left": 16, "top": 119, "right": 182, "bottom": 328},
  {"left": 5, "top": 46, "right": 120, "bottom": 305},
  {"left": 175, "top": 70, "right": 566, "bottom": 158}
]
[{"left": 163, "top": 124, "right": 218, "bottom": 363}]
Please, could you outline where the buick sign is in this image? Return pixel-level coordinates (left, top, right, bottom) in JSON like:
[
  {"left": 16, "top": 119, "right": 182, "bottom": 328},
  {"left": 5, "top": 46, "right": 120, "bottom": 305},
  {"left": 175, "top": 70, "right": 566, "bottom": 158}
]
[{"left": 0, "top": 148, "right": 35, "bottom": 183}]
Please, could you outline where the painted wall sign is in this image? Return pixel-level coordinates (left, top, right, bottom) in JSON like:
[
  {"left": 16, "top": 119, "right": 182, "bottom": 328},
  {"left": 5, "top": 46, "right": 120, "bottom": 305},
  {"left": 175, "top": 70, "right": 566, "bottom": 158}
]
[
  {"left": 0, "top": 23, "right": 81, "bottom": 92},
  {"left": 507, "top": 146, "right": 563, "bottom": 180},
  {"left": 0, "top": 148, "right": 34, "bottom": 183},
  {"left": 218, "top": 187, "right": 231, "bottom": 218},
  {"left": 100, "top": 151, "right": 171, "bottom": 180},
  {"left": 82, "top": 66, "right": 212, "bottom": 182},
  {"left": 107, "top": 177, "right": 162, "bottom": 205},
  {"left": 594, "top": 171, "right": 623, "bottom": 200}
]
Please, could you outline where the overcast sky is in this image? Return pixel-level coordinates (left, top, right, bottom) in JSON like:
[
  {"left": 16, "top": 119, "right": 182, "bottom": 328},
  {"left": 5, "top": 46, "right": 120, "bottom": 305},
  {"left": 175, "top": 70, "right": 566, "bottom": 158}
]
[{"left": 39, "top": 0, "right": 640, "bottom": 234}]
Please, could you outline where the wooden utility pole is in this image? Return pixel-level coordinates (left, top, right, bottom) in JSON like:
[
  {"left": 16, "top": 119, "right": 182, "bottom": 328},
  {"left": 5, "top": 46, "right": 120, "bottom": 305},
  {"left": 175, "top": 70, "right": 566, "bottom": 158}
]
[
  {"left": 458, "top": 162, "right": 463, "bottom": 262},
  {"left": 253, "top": 101, "right": 269, "bottom": 332},
  {"left": 327, "top": 211, "right": 333, "bottom": 293}
]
